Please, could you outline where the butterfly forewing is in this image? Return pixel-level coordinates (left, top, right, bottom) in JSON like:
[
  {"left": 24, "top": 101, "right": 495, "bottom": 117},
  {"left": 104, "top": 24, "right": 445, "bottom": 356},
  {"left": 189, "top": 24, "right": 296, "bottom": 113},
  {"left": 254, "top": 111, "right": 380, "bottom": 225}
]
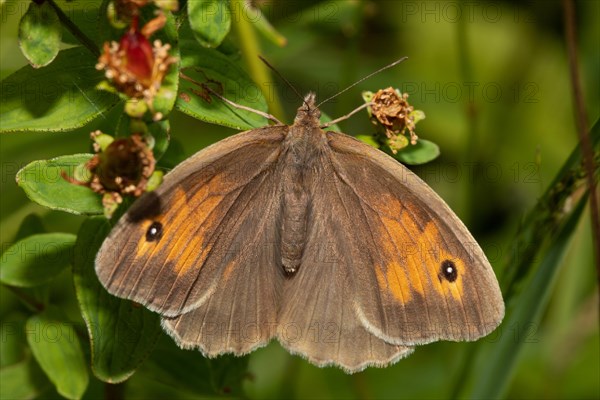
[
  {"left": 161, "top": 166, "right": 285, "bottom": 356},
  {"left": 326, "top": 131, "right": 504, "bottom": 344},
  {"left": 96, "top": 127, "right": 286, "bottom": 317}
]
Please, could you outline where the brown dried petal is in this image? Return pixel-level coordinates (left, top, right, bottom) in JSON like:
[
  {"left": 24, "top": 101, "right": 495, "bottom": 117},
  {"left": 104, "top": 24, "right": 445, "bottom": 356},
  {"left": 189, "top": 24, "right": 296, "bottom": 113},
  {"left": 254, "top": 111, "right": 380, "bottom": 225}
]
[{"left": 370, "top": 87, "right": 419, "bottom": 146}]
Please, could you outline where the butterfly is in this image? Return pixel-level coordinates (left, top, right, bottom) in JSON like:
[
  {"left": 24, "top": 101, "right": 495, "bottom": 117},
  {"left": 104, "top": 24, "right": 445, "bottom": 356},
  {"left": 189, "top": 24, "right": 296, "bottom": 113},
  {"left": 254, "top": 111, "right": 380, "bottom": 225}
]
[{"left": 96, "top": 92, "right": 504, "bottom": 373}]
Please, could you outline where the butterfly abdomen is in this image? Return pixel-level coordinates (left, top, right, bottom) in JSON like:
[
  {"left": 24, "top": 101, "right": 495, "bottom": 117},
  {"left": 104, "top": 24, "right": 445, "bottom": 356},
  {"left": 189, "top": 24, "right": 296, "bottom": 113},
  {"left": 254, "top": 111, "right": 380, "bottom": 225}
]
[{"left": 280, "top": 162, "right": 309, "bottom": 275}]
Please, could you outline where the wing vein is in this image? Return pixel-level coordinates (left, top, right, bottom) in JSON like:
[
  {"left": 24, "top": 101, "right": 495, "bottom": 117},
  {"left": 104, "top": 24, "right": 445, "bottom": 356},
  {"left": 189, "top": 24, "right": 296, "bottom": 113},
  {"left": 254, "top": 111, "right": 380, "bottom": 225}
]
[
  {"left": 173, "top": 168, "right": 275, "bottom": 312},
  {"left": 326, "top": 158, "right": 396, "bottom": 330}
]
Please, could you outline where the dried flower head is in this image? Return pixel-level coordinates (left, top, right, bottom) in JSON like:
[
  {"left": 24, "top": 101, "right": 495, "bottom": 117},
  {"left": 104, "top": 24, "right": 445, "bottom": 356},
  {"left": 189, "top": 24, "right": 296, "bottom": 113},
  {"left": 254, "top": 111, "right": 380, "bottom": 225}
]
[
  {"left": 63, "top": 131, "right": 157, "bottom": 217},
  {"left": 87, "top": 131, "right": 155, "bottom": 198},
  {"left": 370, "top": 87, "right": 421, "bottom": 148}
]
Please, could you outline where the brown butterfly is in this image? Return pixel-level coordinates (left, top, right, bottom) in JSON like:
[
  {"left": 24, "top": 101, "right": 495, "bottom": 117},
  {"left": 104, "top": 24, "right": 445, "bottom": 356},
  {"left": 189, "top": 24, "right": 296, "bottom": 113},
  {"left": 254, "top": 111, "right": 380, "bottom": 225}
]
[{"left": 96, "top": 93, "right": 504, "bottom": 373}]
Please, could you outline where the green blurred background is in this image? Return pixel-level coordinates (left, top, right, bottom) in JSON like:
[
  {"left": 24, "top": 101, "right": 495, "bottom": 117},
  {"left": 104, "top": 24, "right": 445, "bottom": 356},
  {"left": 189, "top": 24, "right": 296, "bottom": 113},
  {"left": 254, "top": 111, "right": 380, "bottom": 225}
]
[{"left": 1, "top": 0, "right": 598, "bottom": 399}]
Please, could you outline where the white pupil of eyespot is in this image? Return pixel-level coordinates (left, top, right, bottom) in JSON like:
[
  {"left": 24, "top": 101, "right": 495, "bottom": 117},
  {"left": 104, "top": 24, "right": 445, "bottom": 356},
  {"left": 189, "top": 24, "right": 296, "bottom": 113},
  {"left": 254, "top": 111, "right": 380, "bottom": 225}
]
[
  {"left": 150, "top": 227, "right": 157, "bottom": 235},
  {"left": 446, "top": 267, "right": 453, "bottom": 273}
]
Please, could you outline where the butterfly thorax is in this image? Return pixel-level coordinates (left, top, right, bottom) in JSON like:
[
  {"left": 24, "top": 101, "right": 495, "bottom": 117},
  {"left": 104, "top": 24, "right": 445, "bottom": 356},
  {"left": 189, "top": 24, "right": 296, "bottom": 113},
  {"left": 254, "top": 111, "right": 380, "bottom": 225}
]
[{"left": 285, "top": 93, "right": 327, "bottom": 166}]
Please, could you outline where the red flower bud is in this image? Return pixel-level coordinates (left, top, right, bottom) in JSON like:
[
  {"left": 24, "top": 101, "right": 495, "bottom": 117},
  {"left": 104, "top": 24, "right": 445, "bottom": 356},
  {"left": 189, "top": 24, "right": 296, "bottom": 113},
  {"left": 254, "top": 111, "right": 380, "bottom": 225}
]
[{"left": 119, "top": 27, "right": 154, "bottom": 83}]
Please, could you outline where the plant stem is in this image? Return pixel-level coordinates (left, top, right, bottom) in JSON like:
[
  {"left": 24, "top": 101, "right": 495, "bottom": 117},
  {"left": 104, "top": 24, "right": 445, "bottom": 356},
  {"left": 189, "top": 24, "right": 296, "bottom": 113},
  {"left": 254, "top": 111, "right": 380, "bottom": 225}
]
[
  {"left": 230, "top": 0, "right": 285, "bottom": 121},
  {"left": 104, "top": 382, "right": 125, "bottom": 400},
  {"left": 456, "top": 7, "right": 478, "bottom": 227},
  {"left": 5, "top": 285, "right": 45, "bottom": 312},
  {"left": 46, "top": 0, "right": 100, "bottom": 57},
  {"left": 562, "top": 0, "right": 600, "bottom": 290},
  {"left": 446, "top": 13, "right": 480, "bottom": 398},
  {"left": 351, "top": 373, "right": 372, "bottom": 400},
  {"left": 449, "top": 345, "right": 476, "bottom": 399},
  {"left": 278, "top": 354, "right": 300, "bottom": 400}
]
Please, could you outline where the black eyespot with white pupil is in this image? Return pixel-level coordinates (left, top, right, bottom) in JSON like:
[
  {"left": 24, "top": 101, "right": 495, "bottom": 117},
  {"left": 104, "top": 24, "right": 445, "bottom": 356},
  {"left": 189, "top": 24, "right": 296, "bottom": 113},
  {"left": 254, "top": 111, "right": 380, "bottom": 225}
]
[
  {"left": 441, "top": 260, "right": 458, "bottom": 282},
  {"left": 146, "top": 221, "right": 163, "bottom": 242}
]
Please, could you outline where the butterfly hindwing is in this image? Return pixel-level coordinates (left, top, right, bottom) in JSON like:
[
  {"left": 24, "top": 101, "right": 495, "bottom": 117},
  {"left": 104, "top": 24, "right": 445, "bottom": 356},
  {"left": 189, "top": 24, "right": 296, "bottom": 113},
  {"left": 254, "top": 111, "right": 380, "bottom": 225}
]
[{"left": 276, "top": 157, "right": 414, "bottom": 372}]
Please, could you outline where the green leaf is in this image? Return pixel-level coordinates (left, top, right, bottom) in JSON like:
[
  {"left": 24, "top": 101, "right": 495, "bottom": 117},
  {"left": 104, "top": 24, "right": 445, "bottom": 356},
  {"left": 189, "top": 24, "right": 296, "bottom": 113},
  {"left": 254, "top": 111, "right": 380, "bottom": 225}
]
[
  {"left": 469, "top": 194, "right": 589, "bottom": 399},
  {"left": 18, "top": 1, "right": 62, "bottom": 68},
  {"left": 177, "top": 40, "right": 269, "bottom": 130},
  {"left": 251, "top": 9, "right": 287, "bottom": 47},
  {"left": 0, "top": 233, "right": 76, "bottom": 287},
  {"left": 0, "top": 312, "right": 28, "bottom": 367},
  {"left": 58, "top": 0, "right": 103, "bottom": 46},
  {"left": 148, "top": 119, "right": 171, "bottom": 161},
  {"left": 16, "top": 154, "right": 103, "bottom": 215},
  {"left": 392, "top": 139, "right": 440, "bottom": 165},
  {"left": 233, "top": 1, "right": 286, "bottom": 46},
  {"left": 356, "top": 135, "right": 440, "bottom": 164},
  {"left": 73, "top": 218, "right": 162, "bottom": 383},
  {"left": 188, "top": 0, "right": 231, "bottom": 48},
  {"left": 135, "top": 335, "right": 248, "bottom": 396},
  {"left": 14, "top": 213, "right": 47, "bottom": 240},
  {"left": 0, "top": 46, "right": 120, "bottom": 133},
  {"left": 0, "top": 354, "right": 51, "bottom": 399},
  {"left": 26, "top": 307, "right": 89, "bottom": 399},
  {"left": 1, "top": 216, "right": 50, "bottom": 312},
  {"left": 356, "top": 134, "right": 379, "bottom": 148},
  {"left": 157, "top": 136, "right": 186, "bottom": 170},
  {"left": 319, "top": 111, "right": 340, "bottom": 132}
]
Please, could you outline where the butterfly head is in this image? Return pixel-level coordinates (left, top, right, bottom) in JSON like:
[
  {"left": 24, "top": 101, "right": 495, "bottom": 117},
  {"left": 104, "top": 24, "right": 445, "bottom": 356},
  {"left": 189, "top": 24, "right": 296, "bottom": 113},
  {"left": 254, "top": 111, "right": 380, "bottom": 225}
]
[{"left": 294, "top": 92, "right": 321, "bottom": 126}]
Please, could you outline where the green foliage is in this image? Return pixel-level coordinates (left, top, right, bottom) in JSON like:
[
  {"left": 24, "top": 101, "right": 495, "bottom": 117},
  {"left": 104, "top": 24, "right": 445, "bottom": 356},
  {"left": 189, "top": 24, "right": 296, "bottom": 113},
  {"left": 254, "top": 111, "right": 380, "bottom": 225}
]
[
  {"left": 0, "top": 233, "right": 76, "bottom": 287},
  {"left": 26, "top": 307, "right": 89, "bottom": 399},
  {"left": 391, "top": 139, "right": 440, "bottom": 165},
  {"left": 0, "top": 354, "right": 50, "bottom": 399},
  {"left": 72, "top": 218, "right": 162, "bottom": 384},
  {"left": 1, "top": 1, "right": 598, "bottom": 399},
  {"left": 453, "top": 120, "right": 600, "bottom": 399},
  {"left": 16, "top": 154, "right": 102, "bottom": 215},
  {"left": 0, "top": 47, "right": 119, "bottom": 133},
  {"left": 188, "top": 0, "right": 231, "bottom": 48},
  {"left": 18, "top": 1, "right": 62, "bottom": 68},
  {"left": 473, "top": 194, "right": 588, "bottom": 398},
  {"left": 176, "top": 39, "right": 269, "bottom": 130}
]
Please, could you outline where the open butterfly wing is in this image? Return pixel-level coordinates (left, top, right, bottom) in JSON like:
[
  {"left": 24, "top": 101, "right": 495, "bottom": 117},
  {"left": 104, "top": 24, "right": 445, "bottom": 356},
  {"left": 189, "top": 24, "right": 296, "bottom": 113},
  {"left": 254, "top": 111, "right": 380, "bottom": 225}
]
[
  {"left": 276, "top": 157, "right": 413, "bottom": 372},
  {"left": 325, "top": 132, "right": 504, "bottom": 345},
  {"left": 160, "top": 164, "right": 284, "bottom": 355},
  {"left": 96, "top": 127, "right": 286, "bottom": 318}
]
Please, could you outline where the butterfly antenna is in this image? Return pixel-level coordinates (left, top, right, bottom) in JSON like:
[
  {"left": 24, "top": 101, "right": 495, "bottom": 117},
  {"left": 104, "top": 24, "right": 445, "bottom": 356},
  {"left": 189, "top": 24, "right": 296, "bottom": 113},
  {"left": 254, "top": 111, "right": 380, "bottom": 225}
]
[
  {"left": 258, "top": 56, "right": 308, "bottom": 108},
  {"left": 316, "top": 57, "right": 408, "bottom": 108}
]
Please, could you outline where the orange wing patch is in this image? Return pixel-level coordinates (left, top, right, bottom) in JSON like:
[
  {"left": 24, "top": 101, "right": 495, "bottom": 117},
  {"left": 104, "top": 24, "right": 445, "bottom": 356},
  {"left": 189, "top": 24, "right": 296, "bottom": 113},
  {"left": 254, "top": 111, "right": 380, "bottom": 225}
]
[
  {"left": 167, "top": 194, "right": 224, "bottom": 273},
  {"left": 421, "top": 221, "right": 465, "bottom": 301},
  {"left": 133, "top": 176, "right": 228, "bottom": 276},
  {"left": 165, "top": 178, "right": 229, "bottom": 275},
  {"left": 375, "top": 261, "right": 412, "bottom": 303},
  {"left": 378, "top": 215, "right": 424, "bottom": 304},
  {"left": 377, "top": 209, "right": 467, "bottom": 305}
]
